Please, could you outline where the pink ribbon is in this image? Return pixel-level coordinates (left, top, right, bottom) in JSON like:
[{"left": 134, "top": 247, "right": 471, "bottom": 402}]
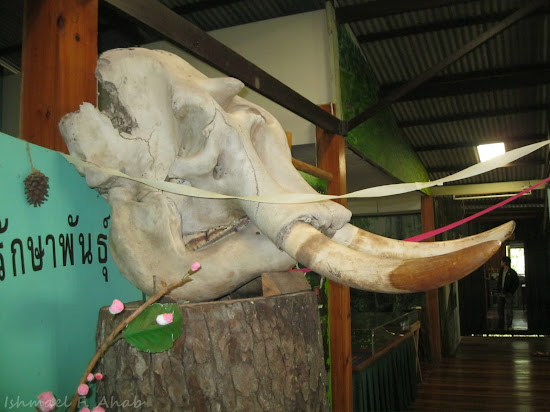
[{"left": 405, "top": 176, "right": 550, "bottom": 242}]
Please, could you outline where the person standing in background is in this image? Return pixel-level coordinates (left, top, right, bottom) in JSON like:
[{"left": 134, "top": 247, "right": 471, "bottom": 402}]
[{"left": 497, "top": 256, "right": 519, "bottom": 330}]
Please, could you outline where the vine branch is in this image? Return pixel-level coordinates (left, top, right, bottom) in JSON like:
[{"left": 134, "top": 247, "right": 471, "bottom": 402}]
[{"left": 68, "top": 273, "right": 194, "bottom": 412}]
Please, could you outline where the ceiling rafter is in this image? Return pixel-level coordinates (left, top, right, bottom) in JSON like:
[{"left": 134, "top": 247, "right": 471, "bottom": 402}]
[
  {"left": 463, "top": 209, "right": 543, "bottom": 219},
  {"left": 381, "top": 64, "right": 550, "bottom": 101},
  {"left": 356, "top": 8, "right": 550, "bottom": 43},
  {"left": 335, "top": 0, "right": 476, "bottom": 24},
  {"left": 427, "top": 159, "right": 545, "bottom": 174},
  {"left": 172, "top": 0, "right": 246, "bottom": 15},
  {"left": 431, "top": 180, "right": 548, "bottom": 196},
  {"left": 415, "top": 133, "right": 547, "bottom": 152},
  {"left": 398, "top": 104, "right": 550, "bottom": 128},
  {"left": 0, "top": 58, "right": 20, "bottom": 75},
  {"left": 0, "top": 44, "right": 21, "bottom": 57}
]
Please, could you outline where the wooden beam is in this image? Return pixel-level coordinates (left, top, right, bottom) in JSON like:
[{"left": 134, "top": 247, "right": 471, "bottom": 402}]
[
  {"left": 20, "top": 0, "right": 98, "bottom": 153},
  {"left": 104, "top": 0, "right": 342, "bottom": 134},
  {"left": 287, "top": 132, "right": 334, "bottom": 182},
  {"left": 292, "top": 158, "right": 333, "bottom": 182},
  {"left": 316, "top": 104, "right": 352, "bottom": 412},
  {"left": 352, "top": 321, "right": 421, "bottom": 371},
  {"left": 344, "top": 0, "right": 546, "bottom": 133},
  {"left": 421, "top": 196, "right": 442, "bottom": 362}
]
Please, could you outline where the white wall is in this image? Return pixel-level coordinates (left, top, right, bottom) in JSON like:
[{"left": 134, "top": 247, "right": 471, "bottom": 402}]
[
  {"left": 144, "top": 9, "right": 333, "bottom": 145},
  {"left": 348, "top": 192, "right": 421, "bottom": 215}
]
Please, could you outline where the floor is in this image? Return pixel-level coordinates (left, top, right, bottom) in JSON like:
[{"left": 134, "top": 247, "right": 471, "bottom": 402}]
[
  {"left": 512, "top": 309, "right": 528, "bottom": 330},
  {"left": 408, "top": 336, "right": 550, "bottom": 411},
  {"left": 487, "top": 308, "right": 528, "bottom": 331}
]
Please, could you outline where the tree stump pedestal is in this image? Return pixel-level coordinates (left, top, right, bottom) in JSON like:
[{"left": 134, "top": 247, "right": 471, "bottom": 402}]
[{"left": 96, "top": 290, "right": 329, "bottom": 411}]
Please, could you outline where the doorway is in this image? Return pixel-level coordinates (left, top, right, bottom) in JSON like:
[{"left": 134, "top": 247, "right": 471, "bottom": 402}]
[{"left": 486, "top": 243, "right": 527, "bottom": 331}]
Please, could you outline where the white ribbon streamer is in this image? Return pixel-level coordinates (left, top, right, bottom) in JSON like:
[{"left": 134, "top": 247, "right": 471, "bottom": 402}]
[{"left": 61, "top": 139, "right": 550, "bottom": 204}]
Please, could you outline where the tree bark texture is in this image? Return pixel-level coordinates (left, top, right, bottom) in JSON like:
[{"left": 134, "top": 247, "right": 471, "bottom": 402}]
[{"left": 96, "top": 291, "right": 329, "bottom": 411}]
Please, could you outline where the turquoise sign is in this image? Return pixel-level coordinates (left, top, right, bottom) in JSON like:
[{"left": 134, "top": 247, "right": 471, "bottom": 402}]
[{"left": 0, "top": 132, "right": 141, "bottom": 408}]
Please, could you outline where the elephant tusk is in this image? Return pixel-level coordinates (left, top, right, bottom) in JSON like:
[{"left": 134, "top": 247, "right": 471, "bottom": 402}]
[
  {"left": 331, "top": 220, "right": 514, "bottom": 259},
  {"left": 281, "top": 222, "right": 502, "bottom": 293}
]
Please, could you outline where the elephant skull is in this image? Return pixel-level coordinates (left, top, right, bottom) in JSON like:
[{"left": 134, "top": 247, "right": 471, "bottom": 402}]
[{"left": 59, "top": 48, "right": 514, "bottom": 301}]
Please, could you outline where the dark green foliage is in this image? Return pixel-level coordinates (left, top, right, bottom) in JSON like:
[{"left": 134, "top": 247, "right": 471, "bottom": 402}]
[{"left": 338, "top": 26, "right": 429, "bottom": 186}]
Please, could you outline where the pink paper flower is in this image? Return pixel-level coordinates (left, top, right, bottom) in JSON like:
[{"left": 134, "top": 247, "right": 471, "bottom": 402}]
[
  {"left": 191, "top": 262, "right": 201, "bottom": 272},
  {"left": 86, "top": 373, "right": 94, "bottom": 382},
  {"left": 95, "top": 372, "right": 103, "bottom": 381},
  {"left": 77, "top": 383, "right": 89, "bottom": 396},
  {"left": 80, "top": 408, "right": 91, "bottom": 412},
  {"left": 92, "top": 407, "right": 106, "bottom": 412},
  {"left": 37, "top": 392, "right": 56, "bottom": 412},
  {"left": 109, "top": 299, "right": 124, "bottom": 314},
  {"left": 156, "top": 313, "right": 174, "bottom": 326}
]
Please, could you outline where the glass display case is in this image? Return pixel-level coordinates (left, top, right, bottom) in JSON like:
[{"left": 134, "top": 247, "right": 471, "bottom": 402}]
[{"left": 351, "top": 309, "right": 420, "bottom": 355}]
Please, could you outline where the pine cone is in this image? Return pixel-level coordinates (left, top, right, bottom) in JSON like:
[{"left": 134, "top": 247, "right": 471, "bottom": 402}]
[{"left": 24, "top": 170, "right": 50, "bottom": 207}]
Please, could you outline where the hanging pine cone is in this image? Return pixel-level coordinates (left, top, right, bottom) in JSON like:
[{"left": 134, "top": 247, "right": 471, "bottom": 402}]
[{"left": 24, "top": 170, "right": 50, "bottom": 207}]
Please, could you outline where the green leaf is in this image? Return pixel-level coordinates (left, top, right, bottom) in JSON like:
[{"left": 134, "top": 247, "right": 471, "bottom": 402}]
[{"left": 123, "top": 303, "right": 183, "bottom": 353}]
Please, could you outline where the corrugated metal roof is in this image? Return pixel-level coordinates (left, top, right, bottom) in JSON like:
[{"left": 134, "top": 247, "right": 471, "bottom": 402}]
[{"left": 338, "top": 0, "right": 549, "bottom": 214}]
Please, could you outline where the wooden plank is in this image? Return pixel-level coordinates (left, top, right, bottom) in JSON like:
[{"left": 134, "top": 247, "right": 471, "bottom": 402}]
[
  {"left": 409, "top": 336, "right": 550, "bottom": 411},
  {"left": 421, "top": 195, "right": 442, "bottom": 362},
  {"left": 316, "top": 104, "right": 352, "bottom": 412},
  {"left": 285, "top": 130, "right": 333, "bottom": 181},
  {"left": 261, "top": 272, "right": 312, "bottom": 297},
  {"left": 21, "top": 0, "right": 98, "bottom": 153}
]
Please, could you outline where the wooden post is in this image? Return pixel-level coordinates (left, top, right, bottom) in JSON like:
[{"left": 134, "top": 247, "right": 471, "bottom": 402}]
[
  {"left": 20, "top": 0, "right": 98, "bottom": 152},
  {"left": 316, "top": 104, "right": 352, "bottom": 412},
  {"left": 421, "top": 195, "right": 442, "bottom": 362}
]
